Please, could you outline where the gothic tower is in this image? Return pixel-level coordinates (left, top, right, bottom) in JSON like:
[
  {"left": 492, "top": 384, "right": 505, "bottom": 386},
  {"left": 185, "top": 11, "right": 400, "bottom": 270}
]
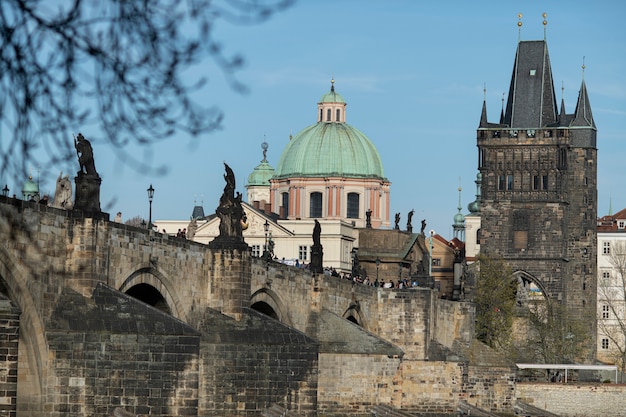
[{"left": 476, "top": 33, "right": 597, "bottom": 354}]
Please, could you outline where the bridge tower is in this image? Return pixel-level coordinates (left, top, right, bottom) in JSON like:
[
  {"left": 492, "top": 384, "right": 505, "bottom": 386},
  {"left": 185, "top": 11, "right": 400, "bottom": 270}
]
[{"left": 476, "top": 29, "right": 597, "bottom": 354}]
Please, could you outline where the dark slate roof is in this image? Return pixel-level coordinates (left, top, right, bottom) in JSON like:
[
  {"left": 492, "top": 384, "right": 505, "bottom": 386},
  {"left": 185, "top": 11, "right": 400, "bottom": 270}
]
[
  {"left": 191, "top": 205, "right": 205, "bottom": 219},
  {"left": 572, "top": 79, "right": 596, "bottom": 128},
  {"left": 503, "top": 40, "right": 558, "bottom": 128}
]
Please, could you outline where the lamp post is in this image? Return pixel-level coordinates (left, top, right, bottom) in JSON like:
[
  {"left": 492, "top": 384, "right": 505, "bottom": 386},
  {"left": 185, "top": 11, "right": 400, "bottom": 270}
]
[
  {"left": 375, "top": 257, "right": 380, "bottom": 285},
  {"left": 263, "top": 219, "right": 270, "bottom": 260},
  {"left": 147, "top": 184, "right": 155, "bottom": 229},
  {"left": 429, "top": 230, "right": 435, "bottom": 287},
  {"left": 1, "top": 185, "right": 8, "bottom": 197}
]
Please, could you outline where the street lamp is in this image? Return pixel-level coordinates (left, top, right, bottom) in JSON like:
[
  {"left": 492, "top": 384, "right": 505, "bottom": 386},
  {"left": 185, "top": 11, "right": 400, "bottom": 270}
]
[
  {"left": 429, "top": 229, "right": 435, "bottom": 282},
  {"left": 375, "top": 257, "right": 380, "bottom": 285},
  {"left": 1, "top": 185, "right": 8, "bottom": 197},
  {"left": 147, "top": 184, "right": 155, "bottom": 229},
  {"left": 263, "top": 219, "right": 270, "bottom": 260}
]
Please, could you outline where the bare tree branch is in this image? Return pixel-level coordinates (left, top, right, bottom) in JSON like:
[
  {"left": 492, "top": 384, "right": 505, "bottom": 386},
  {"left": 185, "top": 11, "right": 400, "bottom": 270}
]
[{"left": 0, "top": 0, "right": 293, "bottom": 185}]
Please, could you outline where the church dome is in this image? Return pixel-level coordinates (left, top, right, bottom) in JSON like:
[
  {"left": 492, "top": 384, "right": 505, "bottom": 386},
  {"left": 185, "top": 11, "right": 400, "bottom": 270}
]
[
  {"left": 273, "top": 81, "right": 385, "bottom": 180},
  {"left": 22, "top": 175, "right": 39, "bottom": 199},
  {"left": 247, "top": 142, "right": 275, "bottom": 186}
]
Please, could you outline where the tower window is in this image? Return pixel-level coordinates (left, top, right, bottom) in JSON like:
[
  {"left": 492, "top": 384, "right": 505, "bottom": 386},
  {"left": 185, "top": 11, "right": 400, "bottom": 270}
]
[
  {"left": 601, "top": 338, "right": 609, "bottom": 350},
  {"left": 603, "top": 241, "right": 611, "bottom": 255},
  {"left": 336, "top": 109, "right": 341, "bottom": 121},
  {"left": 310, "top": 192, "right": 323, "bottom": 218},
  {"left": 602, "top": 305, "right": 610, "bottom": 319},
  {"left": 507, "top": 175, "right": 514, "bottom": 190},
  {"left": 542, "top": 175, "right": 548, "bottom": 190},
  {"left": 347, "top": 192, "right": 359, "bottom": 219},
  {"left": 326, "top": 109, "right": 331, "bottom": 121},
  {"left": 498, "top": 175, "right": 505, "bottom": 191},
  {"left": 319, "top": 109, "right": 323, "bottom": 122},
  {"left": 513, "top": 210, "right": 529, "bottom": 250}
]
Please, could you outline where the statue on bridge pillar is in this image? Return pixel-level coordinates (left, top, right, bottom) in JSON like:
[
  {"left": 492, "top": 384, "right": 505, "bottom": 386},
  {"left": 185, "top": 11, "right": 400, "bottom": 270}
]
[
  {"left": 73, "top": 133, "right": 103, "bottom": 214},
  {"left": 310, "top": 219, "right": 323, "bottom": 274},
  {"left": 209, "top": 163, "right": 247, "bottom": 249}
]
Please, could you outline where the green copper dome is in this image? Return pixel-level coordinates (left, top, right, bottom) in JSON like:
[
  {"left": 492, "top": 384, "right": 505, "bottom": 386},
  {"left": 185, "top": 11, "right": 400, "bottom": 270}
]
[
  {"left": 247, "top": 142, "right": 275, "bottom": 186},
  {"left": 319, "top": 90, "right": 345, "bottom": 104},
  {"left": 274, "top": 123, "right": 385, "bottom": 179},
  {"left": 274, "top": 82, "right": 385, "bottom": 180},
  {"left": 247, "top": 161, "right": 275, "bottom": 186},
  {"left": 22, "top": 176, "right": 39, "bottom": 199}
]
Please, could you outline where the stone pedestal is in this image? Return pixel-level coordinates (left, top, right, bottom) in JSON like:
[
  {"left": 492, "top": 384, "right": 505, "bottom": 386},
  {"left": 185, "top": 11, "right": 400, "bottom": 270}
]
[
  {"left": 74, "top": 174, "right": 102, "bottom": 213},
  {"left": 310, "top": 244, "right": 323, "bottom": 274}
]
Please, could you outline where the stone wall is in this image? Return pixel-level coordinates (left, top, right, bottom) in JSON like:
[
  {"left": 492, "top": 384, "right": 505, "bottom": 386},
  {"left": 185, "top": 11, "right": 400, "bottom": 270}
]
[
  {"left": 317, "top": 353, "right": 400, "bottom": 417},
  {"left": 517, "top": 382, "right": 626, "bottom": 417},
  {"left": 0, "top": 296, "right": 19, "bottom": 417}
]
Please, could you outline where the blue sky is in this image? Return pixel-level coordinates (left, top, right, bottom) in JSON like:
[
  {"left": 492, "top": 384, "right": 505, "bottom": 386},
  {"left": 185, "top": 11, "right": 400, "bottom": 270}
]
[{"left": 36, "top": 1, "right": 626, "bottom": 238}]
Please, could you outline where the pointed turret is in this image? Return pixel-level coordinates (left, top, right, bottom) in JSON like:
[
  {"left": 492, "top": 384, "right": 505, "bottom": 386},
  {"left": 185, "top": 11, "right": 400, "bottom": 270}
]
[
  {"left": 571, "top": 79, "right": 595, "bottom": 128},
  {"left": 503, "top": 40, "right": 558, "bottom": 128},
  {"left": 558, "top": 97, "right": 567, "bottom": 126},
  {"left": 479, "top": 99, "right": 488, "bottom": 128}
]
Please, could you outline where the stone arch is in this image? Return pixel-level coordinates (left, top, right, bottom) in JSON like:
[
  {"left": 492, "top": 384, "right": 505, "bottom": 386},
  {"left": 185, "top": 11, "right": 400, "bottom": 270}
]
[
  {"left": 0, "top": 244, "right": 47, "bottom": 412},
  {"left": 119, "top": 267, "right": 185, "bottom": 321},
  {"left": 342, "top": 302, "right": 369, "bottom": 330},
  {"left": 511, "top": 270, "right": 552, "bottom": 309},
  {"left": 250, "top": 288, "right": 293, "bottom": 326}
]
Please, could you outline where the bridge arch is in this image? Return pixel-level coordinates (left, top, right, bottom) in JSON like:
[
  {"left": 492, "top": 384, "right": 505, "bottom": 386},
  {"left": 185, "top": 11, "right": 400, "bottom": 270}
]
[
  {"left": 342, "top": 302, "right": 369, "bottom": 330},
  {"left": 0, "top": 244, "right": 47, "bottom": 411},
  {"left": 250, "top": 288, "right": 293, "bottom": 326},
  {"left": 119, "top": 267, "right": 185, "bottom": 321}
]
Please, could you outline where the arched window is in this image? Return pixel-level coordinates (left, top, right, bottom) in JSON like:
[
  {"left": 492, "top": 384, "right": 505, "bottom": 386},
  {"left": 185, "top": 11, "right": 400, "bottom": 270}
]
[
  {"left": 281, "top": 192, "right": 289, "bottom": 218},
  {"left": 336, "top": 109, "right": 341, "bottom": 121},
  {"left": 326, "top": 109, "right": 331, "bottom": 121},
  {"left": 310, "top": 192, "right": 322, "bottom": 218},
  {"left": 347, "top": 193, "right": 359, "bottom": 218},
  {"left": 319, "top": 109, "right": 323, "bottom": 122}
]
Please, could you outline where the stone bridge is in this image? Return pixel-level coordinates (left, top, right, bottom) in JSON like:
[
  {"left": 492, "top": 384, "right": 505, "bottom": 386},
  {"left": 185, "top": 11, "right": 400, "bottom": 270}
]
[{"left": 0, "top": 197, "right": 498, "bottom": 417}]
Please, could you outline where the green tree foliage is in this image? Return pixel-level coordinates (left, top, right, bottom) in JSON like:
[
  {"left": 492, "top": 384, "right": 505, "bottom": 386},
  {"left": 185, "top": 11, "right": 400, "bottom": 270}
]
[
  {"left": 473, "top": 255, "right": 516, "bottom": 350},
  {"left": 519, "top": 302, "right": 589, "bottom": 365}
]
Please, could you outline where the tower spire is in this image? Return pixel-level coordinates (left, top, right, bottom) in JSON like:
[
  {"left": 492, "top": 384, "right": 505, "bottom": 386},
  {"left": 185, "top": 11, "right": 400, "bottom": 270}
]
[{"left": 479, "top": 84, "right": 488, "bottom": 128}]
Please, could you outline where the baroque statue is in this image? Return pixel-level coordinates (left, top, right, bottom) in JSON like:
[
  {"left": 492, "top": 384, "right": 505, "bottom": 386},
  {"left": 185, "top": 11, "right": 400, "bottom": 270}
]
[
  {"left": 211, "top": 162, "right": 246, "bottom": 246},
  {"left": 74, "top": 133, "right": 98, "bottom": 176}
]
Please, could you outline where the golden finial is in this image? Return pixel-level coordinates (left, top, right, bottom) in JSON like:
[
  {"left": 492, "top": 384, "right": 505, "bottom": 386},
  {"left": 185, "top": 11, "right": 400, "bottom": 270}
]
[
  {"left": 543, "top": 12, "right": 548, "bottom": 40},
  {"left": 582, "top": 56, "right": 586, "bottom": 79},
  {"left": 330, "top": 76, "right": 335, "bottom": 92},
  {"left": 517, "top": 13, "right": 523, "bottom": 41}
]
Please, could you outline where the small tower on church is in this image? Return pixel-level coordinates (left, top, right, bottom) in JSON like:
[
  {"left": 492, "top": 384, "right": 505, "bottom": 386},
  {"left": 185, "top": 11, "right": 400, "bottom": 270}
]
[
  {"left": 246, "top": 141, "right": 275, "bottom": 212},
  {"left": 452, "top": 186, "right": 465, "bottom": 241}
]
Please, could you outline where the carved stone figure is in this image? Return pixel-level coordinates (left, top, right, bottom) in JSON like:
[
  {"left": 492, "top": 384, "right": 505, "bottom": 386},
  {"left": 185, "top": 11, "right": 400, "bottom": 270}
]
[
  {"left": 407, "top": 209, "right": 414, "bottom": 232},
  {"left": 210, "top": 163, "right": 246, "bottom": 248},
  {"left": 310, "top": 219, "right": 323, "bottom": 274},
  {"left": 74, "top": 133, "right": 98, "bottom": 176},
  {"left": 187, "top": 218, "right": 197, "bottom": 240},
  {"left": 421, "top": 219, "right": 427, "bottom": 234},
  {"left": 366, "top": 209, "right": 372, "bottom": 228},
  {"left": 51, "top": 172, "right": 73, "bottom": 209},
  {"left": 313, "top": 219, "right": 321, "bottom": 247},
  {"left": 394, "top": 213, "right": 400, "bottom": 230}
]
